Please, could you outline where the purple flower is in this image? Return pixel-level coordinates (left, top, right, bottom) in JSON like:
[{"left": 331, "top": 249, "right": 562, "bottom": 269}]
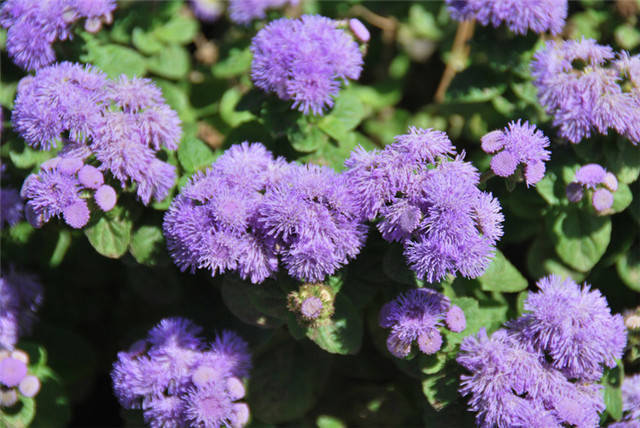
[
  {"left": 0, "top": 0, "right": 115, "bottom": 70},
  {"left": 111, "top": 318, "right": 251, "bottom": 428},
  {"left": 94, "top": 185, "right": 117, "bottom": 212},
  {"left": 446, "top": 0, "right": 567, "bottom": 35},
  {"left": 229, "top": 0, "right": 296, "bottom": 25},
  {"left": 0, "top": 357, "right": 28, "bottom": 387},
  {"left": 575, "top": 164, "right": 607, "bottom": 189},
  {"left": 190, "top": 0, "right": 224, "bottom": 23},
  {"left": 349, "top": 18, "right": 370, "bottom": 43},
  {"left": 18, "top": 374, "right": 41, "bottom": 398},
  {"left": 379, "top": 288, "right": 450, "bottom": 358},
  {"left": 300, "top": 297, "right": 324, "bottom": 321},
  {"left": 621, "top": 374, "right": 640, "bottom": 421},
  {"left": 481, "top": 120, "right": 551, "bottom": 186},
  {"left": 531, "top": 39, "right": 640, "bottom": 144},
  {"left": 512, "top": 275, "right": 627, "bottom": 381},
  {"left": 78, "top": 165, "right": 104, "bottom": 189},
  {"left": 0, "top": 269, "right": 44, "bottom": 350},
  {"left": 445, "top": 305, "right": 466, "bottom": 333},
  {"left": 1, "top": 188, "right": 23, "bottom": 228},
  {"left": 251, "top": 15, "right": 363, "bottom": 115},
  {"left": 567, "top": 164, "right": 619, "bottom": 213}
]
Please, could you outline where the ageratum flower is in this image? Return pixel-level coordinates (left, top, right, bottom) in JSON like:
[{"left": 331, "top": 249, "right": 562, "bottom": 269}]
[
  {"left": 190, "top": 0, "right": 224, "bottom": 23},
  {"left": 566, "top": 164, "right": 619, "bottom": 213},
  {"left": 446, "top": 0, "right": 567, "bottom": 35},
  {"left": 0, "top": 0, "right": 116, "bottom": 70},
  {"left": 621, "top": 374, "right": 640, "bottom": 421},
  {"left": 512, "top": 275, "right": 627, "bottom": 382},
  {"left": 0, "top": 188, "right": 23, "bottom": 229},
  {"left": 531, "top": 38, "right": 640, "bottom": 144},
  {"left": 229, "top": 0, "right": 297, "bottom": 25},
  {"left": 111, "top": 318, "right": 251, "bottom": 428},
  {"left": 0, "top": 269, "right": 43, "bottom": 350},
  {"left": 251, "top": 15, "right": 364, "bottom": 115},
  {"left": 345, "top": 127, "right": 504, "bottom": 283},
  {"left": 481, "top": 120, "right": 550, "bottom": 186}
]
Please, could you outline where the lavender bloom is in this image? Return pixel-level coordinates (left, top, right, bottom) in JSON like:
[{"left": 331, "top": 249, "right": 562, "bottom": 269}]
[
  {"left": 567, "top": 164, "right": 619, "bottom": 213},
  {"left": 229, "top": 0, "right": 296, "bottom": 25},
  {"left": 251, "top": 15, "right": 364, "bottom": 115},
  {"left": 531, "top": 39, "right": 640, "bottom": 144},
  {"left": 512, "top": 275, "right": 627, "bottom": 381},
  {"left": 111, "top": 318, "right": 251, "bottom": 428},
  {"left": 349, "top": 18, "right": 370, "bottom": 43},
  {"left": 446, "top": 305, "right": 466, "bottom": 333},
  {"left": 287, "top": 283, "right": 335, "bottom": 326},
  {"left": 1, "top": 188, "right": 23, "bottom": 228},
  {"left": 621, "top": 375, "right": 640, "bottom": 421},
  {"left": 481, "top": 120, "right": 551, "bottom": 186},
  {"left": 190, "top": 0, "right": 224, "bottom": 22},
  {"left": 95, "top": 185, "right": 117, "bottom": 212},
  {"left": 0, "top": 269, "right": 44, "bottom": 350},
  {"left": 0, "top": 0, "right": 116, "bottom": 70},
  {"left": 379, "top": 288, "right": 451, "bottom": 358},
  {"left": 0, "top": 357, "right": 28, "bottom": 387},
  {"left": 345, "top": 127, "right": 504, "bottom": 283},
  {"left": 446, "top": 0, "right": 567, "bottom": 35}
]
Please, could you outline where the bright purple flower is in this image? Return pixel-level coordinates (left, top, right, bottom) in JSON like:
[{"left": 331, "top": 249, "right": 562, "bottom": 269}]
[
  {"left": 531, "top": 39, "right": 640, "bottom": 144},
  {"left": 0, "top": 357, "right": 28, "bottom": 387},
  {"left": 0, "top": 269, "right": 43, "bottom": 350},
  {"left": 481, "top": 120, "right": 551, "bottom": 186},
  {"left": 512, "top": 275, "right": 627, "bottom": 381},
  {"left": 190, "top": 0, "right": 224, "bottom": 22},
  {"left": 251, "top": 15, "right": 363, "bottom": 115},
  {"left": 621, "top": 374, "right": 640, "bottom": 421},
  {"left": 446, "top": 0, "right": 567, "bottom": 35},
  {"left": 349, "top": 18, "right": 370, "bottom": 43},
  {"left": 78, "top": 165, "right": 104, "bottom": 189},
  {"left": 1, "top": 188, "right": 23, "bottom": 228},
  {"left": 0, "top": 0, "right": 116, "bottom": 70},
  {"left": 446, "top": 305, "right": 466, "bottom": 333},
  {"left": 379, "top": 288, "right": 450, "bottom": 358},
  {"left": 575, "top": 164, "right": 607, "bottom": 189},
  {"left": 94, "top": 185, "right": 117, "bottom": 211},
  {"left": 229, "top": 0, "right": 296, "bottom": 24},
  {"left": 62, "top": 200, "right": 90, "bottom": 229}
]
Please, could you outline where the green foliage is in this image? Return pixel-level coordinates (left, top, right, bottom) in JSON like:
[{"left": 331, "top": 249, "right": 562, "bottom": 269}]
[{"left": 84, "top": 205, "right": 134, "bottom": 259}]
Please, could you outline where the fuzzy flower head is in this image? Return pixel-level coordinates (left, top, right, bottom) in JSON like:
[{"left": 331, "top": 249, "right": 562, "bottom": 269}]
[
  {"left": 0, "top": 0, "right": 116, "bottom": 70},
  {"left": 0, "top": 269, "right": 44, "bottom": 350},
  {"left": 621, "top": 374, "right": 640, "bottom": 421},
  {"left": 190, "top": 0, "right": 224, "bottom": 22},
  {"left": 512, "top": 275, "right": 627, "bottom": 381},
  {"left": 481, "top": 120, "right": 551, "bottom": 186},
  {"left": 251, "top": 15, "right": 364, "bottom": 115},
  {"left": 446, "top": 0, "right": 567, "bottom": 35},
  {"left": 567, "top": 164, "right": 619, "bottom": 213},
  {"left": 111, "top": 318, "right": 251, "bottom": 428},
  {"left": 1, "top": 188, "right": 23, "bottom": 229},
  {"left": 229, "top": 0, "right": 297, "bottom": 25},
  {"left": 531, "top": 39, "right": 640, "bottom": 144},
  {"left": 379, "top": 288, "right": 451, "bottom": 358},
  {"left": 287, "top": 283, "right": 335, "bottom": 327}
]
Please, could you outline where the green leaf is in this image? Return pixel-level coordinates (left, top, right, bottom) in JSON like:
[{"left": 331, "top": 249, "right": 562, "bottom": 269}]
[
  {"left": 153, "top": 15, "right": 198, "bottom": 44},
  {"left": 0, "top": 396, "right": 35, "bottom": 428},
  {"left": 526, "top": 237, "right": 587, "bottom": 283},
  {"left": 611, "top": 182, "right": 632, "bottom": 213},
  {"left": 617, "top": 243, "right": 640, "bottom": 291},
  {"left": 82, "top": 42, "right": 147, "bottom": 78},
  {"left": 8, "top": 140, "right": 58, "bottom": 170},
  {"left": 154, "top": 79, "right": 197, "bottom": 123},
  {"left": 249, "top": 341, "right": 330, "bottom": 424},
  {"left": 318, "top": 90, "right": 366, "bottom": 141},
  {"left": 421, "top": 362, "right": 461, "bottom": 411},
  {"left": 306, "top": 294, "right": 363, "bottom": 355},
  {"left": 477, "top": 249, "right": 528, "bottom": 293},
  {"left": 147, "top": 44, "right": 190, "bottom": 80},
  {"left": 221, "top": 276, "right": 285, "bottom": 329},
  {"left": 177, "top": 129, "right": 216, "bottom": 172},
  {"left": 382, "top": 243, "right": 418, "bottom": 286},
  {"left": 602, "top": 363, "right": 624, "bottom": 421},
  {"left": 220, "top": 88, "right": 255, "bottom": 127},
  {"left": 212, "top": 47, "right": 253, "bottom": 79},
  {"left": 129, "top": 225, "right": 169, "bottom": 267},
  {"left": 604, "top": 138, "right": 640, "bottom": 184},
  {"left": 84, "top": 206, "right": 133, "bottom": 259},
  {"left": 317, "top": 415, "right": 346, "bottom": 428},
  {"left": 288, "top": 117, "right": 328, "bottom": 153},
  {"left": 408, "top": 5, "right": 442, "bottom": 39},
  {"left": 445, "top": 66, "right": 507, "bottom": 103},
  {"left": 132, "top": 28, "right": 164, "bottom": 55},
  {"left": 0, "top": 80, "right": 18, "bottom": 108},
  {"left": 550, "top": 207, "right": 612, "bottom": 272},
  {"left": 49, "top": 229, "right": 71, "bottom": 268}
]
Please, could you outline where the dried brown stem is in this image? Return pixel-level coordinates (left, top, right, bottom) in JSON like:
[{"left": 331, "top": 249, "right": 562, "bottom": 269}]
[{"left": 434, "top": 20, "right": 475, "bottom": 104}]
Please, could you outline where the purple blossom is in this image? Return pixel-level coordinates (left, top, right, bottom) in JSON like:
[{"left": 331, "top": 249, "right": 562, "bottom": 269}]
[
  {"left": 0, "top": 0, "right": 116, "bottom": 70},
  {"left": 190, "top": 0, "right": 224, "bottom": 23},
  {"left": 446, "top": 0, "right": 567, "bottom": 35},
  {"left": 0, "top": 357, "right": 28, "bottom": 387},
  {"left": 0, "top": 269, "right": 44, "bottom": 350},
  {"left": 251, "top": 15, "right": 363, "bottom": 115},
  {"left": 379, "top": 288, "right": 451, "bottom": 358},
  {"left": 531, "top": 39, "right": 640, "bottom": 144},
  {"left": 94, "top": 185, "right": 117, "bottom": 212},
  {"left": 621, "top": 374, "right": 640, "bottom": 421},
  {"left": 111, "top": 318, "right": 251, "bottom": 428},
  {"left": 78, "top": 165, "right": 104, "bottom": 189},
  {"left": 300, "top": 297, "right": 324, "bottom": 321},
  {"left": 18, "top": 374, "right": 41, "bottom": 398},
  {"left": 445, "top": 305, "right": 466, "bottom": 333},
  {"left": 567, "top": 164, "right": 619, "bottom": 213},
  {"left": 349, "top": 18, "right": 370, "bottom": 43},
  {"left": 229, "top": 0, "right": 296, "bottom": 25},
  {"left": 481, "top": 120, "right": 551, "bottom": 186},
  {"left": 1, "top": 188, "right": 23, "bottom": 228},
  {"left": 512, "top": 275, "right": 627, "bottom": 381}
]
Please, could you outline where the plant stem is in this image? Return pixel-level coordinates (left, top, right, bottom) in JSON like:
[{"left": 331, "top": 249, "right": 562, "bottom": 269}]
[{"left": 434, "top": 20, "right": 475, "bottom": 103}]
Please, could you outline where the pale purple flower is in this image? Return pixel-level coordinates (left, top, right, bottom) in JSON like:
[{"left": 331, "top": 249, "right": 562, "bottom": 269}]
[
  {"left": 300, "top": 297, "right": 324, "bottom": 321},
  {"left": 512, "top": 275, "right": 627, "bottom": 381},
  {"left": 1, "top": 188, "right": 23, "bottom": 228},
  {"left": 18, "top": 374, "right": 41, "bottom": 398},
  {"left": 446, "top": 0, "right": 567, "bottom": 35},
  {"left": 531, "top": 39, "right": 640, "bottom": 144},
  {"left": 229, "top": 0, "right": 296, "bottom": 25},
  {"left": 446, "top": 305, "right": 466, "bottom": 333},
  {"left": 94, "top": 185, "right": 117, "bottom": 212},
  {"left": 77, "top": 165, "right": 104, "bottom": 189},
  {"left": 349, "top": 18, "right": 370, "bottom": 43},
  {"left": 481, "top": 120, "right": 551, "bottom": 186},
  {"left": 0, "top": 0, "right": 115, "bottom": 70},
  {"left": 592, "top": 188, "right": 614, "bottom": 212},
  {"left": 251, "top": 15, "right": 363, "bottom": 115},
  {"left": 62, "top": 200, "right": 90, "bottom": 229},
  {"left": 379, "top": 288, "right": 450, "bottom": 358},
  {"left": 575, "top": 164, "right": 607, "bottom": 189},
  {"left": 0, "top": 269, "right": 43, "bottom": 350},
  {"left": 0, "top": 357, "right": 27, "bottom": 387},
  {"left": 621, "top": 374, "right": 640, "bottom": 421},
  {"left": 190, "top": 0, "right": 224, "bottom": 23},
  {"left": 567, "top": 164, "right": 619, "bottom": 213},
  {"left": 111, "top": 318, "right": 251, "bottom": 428}
]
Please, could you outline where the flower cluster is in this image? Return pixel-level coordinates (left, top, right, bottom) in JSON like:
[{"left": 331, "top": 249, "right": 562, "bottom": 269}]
[
  {"left": 0, "top": 0, "right": 116, "bottom": 71},
  {"left": 458, "top": 275, "right": 627, "bottom": 426},
  {"left": 190, "top": 0, "right": 225, "bottom": 23},
  {"left": 13, "top": 62, "right": 181, "bottom": 228},
  {"left": 287, "top": 283, "right": 335, "bottom": 327},
  {"left": 163, "top": 142, "right": 366, "bottom": 284},
  {"left": 111, "top": 318, "right": 251, "bottom": 428},
  {"left": 531, "top": 38, "right": 640, "bottom": 144},
  {"left": 445, "top": 0, "right": 567, "bottom": 35},
  {"left": 1, "top": 187, "right": 23, "bottom": 229},
  {"left": 566, "top": 163, "right": 619, "bottom": 213},
  {"left": 344, "top": 127, "right": 504, "bottom": 283},
  {"left": 379, "top": 288, "right": 466, "bottom": 358},
  {"left": 481, "top": 120, "right": 550, "bottom": 187},
  {"left": 251, "top": 15, "right": 364, "bottom": 115},
  {"left": 0, "top": 349, "right": 42, "bottom": 409},
  {"left": 229, "top": 0, "right": 297, "bottom": 25},
  {"left": 0, "top": 269, "right": 43, "bottom": 351}
]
